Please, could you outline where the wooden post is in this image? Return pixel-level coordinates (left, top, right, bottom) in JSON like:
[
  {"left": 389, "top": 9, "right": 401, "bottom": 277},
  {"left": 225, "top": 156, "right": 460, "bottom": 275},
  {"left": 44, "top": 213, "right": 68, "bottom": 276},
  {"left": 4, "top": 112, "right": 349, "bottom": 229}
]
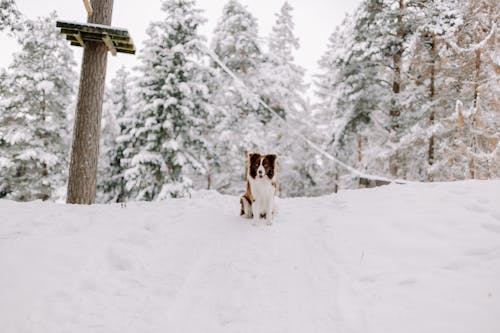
[
  {"left": 74, "top": 32, "right": 84, "bottom": 46},
  {"left": 83, "top": 0, "right": 93, "bottom": 16},
  {"left": 67, "top": 0, "right": 114, "bottom": 204},
  {"left": 102, "top": 33, "right": 117, "bottom": 56}
]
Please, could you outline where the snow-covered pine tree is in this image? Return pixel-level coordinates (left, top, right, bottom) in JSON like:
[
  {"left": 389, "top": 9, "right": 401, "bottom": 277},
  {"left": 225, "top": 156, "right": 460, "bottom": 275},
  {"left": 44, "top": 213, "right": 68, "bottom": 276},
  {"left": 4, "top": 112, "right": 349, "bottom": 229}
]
[
  {"left": 125, "top": 0, "right": 212, "bottom": 200},
  {"left": 314, "top": 0, "right": 497, "bottom": 188},
  {"left": 261, "top": 1, "right": 306, "bottom": 120},
  {"left": 390, "top": 0, "right": 498, "bottom": 182},
  {"left": 207, "top": 0, "right": 265, "bottom": 193},
  {"left": 314, "top": 5, "right": 394, "bottom": 189},
  {"left": 97, "top": 67, "right": 132, "bottom": 202},
  {"left": 259, "top": 2, "right": 317, "bottom": 196},
  {"left": 210, "top": 0, "right": 264, "bottom": 122},
  {"left": 314, "top": 14, "right": 353, "bottom": 192},
  {"left": 0, "top": 0, "right": 21, "bottom": 33},
  {"left": 440, "top": 0, "right": 499, "bottom": 180},
  {"left": 211, "top": 0, "right": 261, "bottom": 75},
  {"left": 0, "top": 12, "right": 76, "bottom": 201},
  {"left": 397, "top": 0, "right": 464, "bottom": 181}
]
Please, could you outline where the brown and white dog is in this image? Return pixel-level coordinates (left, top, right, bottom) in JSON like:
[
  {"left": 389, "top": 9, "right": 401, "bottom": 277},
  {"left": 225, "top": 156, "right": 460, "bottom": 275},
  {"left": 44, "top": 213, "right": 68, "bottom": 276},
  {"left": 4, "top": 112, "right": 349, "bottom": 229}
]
[{"left": 240, "top": 152, "right": 278, "bottom": 225}]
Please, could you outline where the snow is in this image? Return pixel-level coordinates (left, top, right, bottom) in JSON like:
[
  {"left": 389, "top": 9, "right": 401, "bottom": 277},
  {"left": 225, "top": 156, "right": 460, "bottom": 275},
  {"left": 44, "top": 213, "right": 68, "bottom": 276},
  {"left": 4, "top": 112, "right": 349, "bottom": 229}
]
[
  {"left": 36, "top": 80, "right": 55, "bottom": 93},
  {"left": 1, "top": 180, "right": 499, "bottom": 332}
]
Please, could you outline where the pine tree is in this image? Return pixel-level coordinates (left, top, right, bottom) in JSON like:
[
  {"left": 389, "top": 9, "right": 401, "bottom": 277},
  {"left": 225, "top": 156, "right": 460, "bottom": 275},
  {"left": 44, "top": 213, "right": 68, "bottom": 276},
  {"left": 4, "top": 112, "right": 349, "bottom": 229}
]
[
  {"left": 395, "top": 0, "right": 463, "bottom": 181},
  {"left": 0, "top": 0, "right": 21, "bottom": 33},
  {"left": 260, "top": 1, "right": 307, "bottom": 119},
  {"left": 259, "top": 2, "right": 317, "bottom": 196},
  {"left": 211, "top": 0, "right": 261, "bottom": 74},
  {"left": 315, "top": 6, "right": 393, "bottom": 189},
  {"left": 314, "top": 0, "right": 498, "bottom": 188},
  {"left": 440, "top": 0, "right": 499, "bottom": 180},
  {"left": 207, "top": 0, "right": 265, "bottom": 193},
  {"left": 0, "top": 13, "right": 76, "bottom": 201},
  {"left": 210, "top": 0, "right": 264, "bottom": 119},
  {"left": 125, "top": 0, "right": 212, "bottom": 200},
  {"left": 97, "top": 67, "right": 132, "bottom": 202}
]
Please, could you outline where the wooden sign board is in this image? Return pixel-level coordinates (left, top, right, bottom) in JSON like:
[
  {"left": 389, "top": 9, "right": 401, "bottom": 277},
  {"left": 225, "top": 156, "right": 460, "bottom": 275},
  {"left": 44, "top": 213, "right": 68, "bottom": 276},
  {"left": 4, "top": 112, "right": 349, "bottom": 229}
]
[{"left": 56, "top": 20, "right": 136, "bottom": 55}]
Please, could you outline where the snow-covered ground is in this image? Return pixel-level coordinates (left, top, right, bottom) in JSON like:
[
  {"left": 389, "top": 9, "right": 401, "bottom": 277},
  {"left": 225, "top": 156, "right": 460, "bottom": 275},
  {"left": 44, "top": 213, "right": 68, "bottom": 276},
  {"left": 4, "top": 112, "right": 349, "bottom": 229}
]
[{"left": 1, "top": 180, "right": 499, "bottom": 332}]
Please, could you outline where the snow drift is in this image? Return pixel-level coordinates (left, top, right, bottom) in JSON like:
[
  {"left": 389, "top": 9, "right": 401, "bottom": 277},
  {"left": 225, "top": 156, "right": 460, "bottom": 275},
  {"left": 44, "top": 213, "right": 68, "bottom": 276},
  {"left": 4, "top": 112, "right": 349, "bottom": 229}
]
[{"left": 1, "top": 180, "right": 499, "bottom": 332}]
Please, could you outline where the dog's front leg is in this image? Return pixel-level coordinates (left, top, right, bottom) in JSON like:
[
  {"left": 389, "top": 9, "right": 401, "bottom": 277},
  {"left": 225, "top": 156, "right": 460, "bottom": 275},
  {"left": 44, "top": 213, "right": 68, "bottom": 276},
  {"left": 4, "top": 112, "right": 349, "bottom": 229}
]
[
  {"left": 252, "top": 200, "right": 261, "bottom": 226},
  {"left": 265, "top": 197, "right": 274, "bottom": 225}
]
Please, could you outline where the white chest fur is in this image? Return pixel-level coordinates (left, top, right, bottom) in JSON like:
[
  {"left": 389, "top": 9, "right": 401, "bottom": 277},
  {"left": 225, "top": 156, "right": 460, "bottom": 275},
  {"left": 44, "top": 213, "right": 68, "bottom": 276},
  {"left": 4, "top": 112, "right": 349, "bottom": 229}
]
[{"left": 249, "top": 177, "right": 276, "bottom": 223}]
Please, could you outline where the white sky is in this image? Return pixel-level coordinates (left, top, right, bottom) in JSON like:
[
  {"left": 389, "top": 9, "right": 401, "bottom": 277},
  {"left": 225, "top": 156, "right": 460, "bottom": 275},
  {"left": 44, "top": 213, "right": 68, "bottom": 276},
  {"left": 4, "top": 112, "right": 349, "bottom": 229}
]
[{"left": 1, "top": 0, "right": 361, "bottom": 87}]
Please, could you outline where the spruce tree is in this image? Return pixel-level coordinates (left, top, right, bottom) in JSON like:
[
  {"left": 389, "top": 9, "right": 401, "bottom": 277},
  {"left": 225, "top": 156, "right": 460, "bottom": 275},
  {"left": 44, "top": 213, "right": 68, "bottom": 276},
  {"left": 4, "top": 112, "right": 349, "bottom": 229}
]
[
  {"left": 210, "top": 0, "right": 264, "bottom": 119},
  {"left": 208, "top": 0, "right": 265, "bottom": 193},
  {"left": 125, "top": 0, "right": 211, "bottom": 200},
  {"left": 261, "top": 2, "right": 315, "bottom": 196},
  {"left": 0, "top": 0, "right": 21, "bottom": 33},
  {"left": 441, "top": 0, "right": 499, "bottom": 180},
  {"left": 0, "top": 13, "right": 76, "bottom": 200},
  {"left": 98, "top": 67, "right": 132, "bottom": 202},
  {"left": 261, "top": 1, "right": 307, "bottom": 119},
  {"left": 211, "top": 0, "right": 261, "bottom": 74}
]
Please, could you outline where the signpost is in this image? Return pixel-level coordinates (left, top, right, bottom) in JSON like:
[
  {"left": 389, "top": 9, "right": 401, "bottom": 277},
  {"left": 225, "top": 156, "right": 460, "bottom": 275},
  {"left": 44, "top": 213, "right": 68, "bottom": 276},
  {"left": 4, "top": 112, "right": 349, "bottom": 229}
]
[{"left": 58, "top": 0, "right": 135, "bottom": 204}]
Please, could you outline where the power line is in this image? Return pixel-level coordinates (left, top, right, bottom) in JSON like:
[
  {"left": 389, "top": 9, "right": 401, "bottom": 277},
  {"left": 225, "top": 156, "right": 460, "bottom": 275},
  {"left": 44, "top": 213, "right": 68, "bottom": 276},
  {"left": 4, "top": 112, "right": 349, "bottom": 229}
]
[{"left": 201, "top": 44, "right": 411, "bottom": 185}]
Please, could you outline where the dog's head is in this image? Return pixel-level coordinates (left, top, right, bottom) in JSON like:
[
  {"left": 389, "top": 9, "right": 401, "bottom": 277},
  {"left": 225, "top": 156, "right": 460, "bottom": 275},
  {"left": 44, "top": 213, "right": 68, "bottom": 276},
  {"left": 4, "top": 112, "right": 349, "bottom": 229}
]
[{"left": 247, "top": 152, "right": 277, "bottom": 180}]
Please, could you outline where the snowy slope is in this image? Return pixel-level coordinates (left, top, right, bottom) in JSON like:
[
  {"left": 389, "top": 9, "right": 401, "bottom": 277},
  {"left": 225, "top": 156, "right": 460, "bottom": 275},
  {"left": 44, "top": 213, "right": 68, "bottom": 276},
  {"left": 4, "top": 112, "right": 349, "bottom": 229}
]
[{"left": 1, "top": 181, "right": 499, "bottom": 333}]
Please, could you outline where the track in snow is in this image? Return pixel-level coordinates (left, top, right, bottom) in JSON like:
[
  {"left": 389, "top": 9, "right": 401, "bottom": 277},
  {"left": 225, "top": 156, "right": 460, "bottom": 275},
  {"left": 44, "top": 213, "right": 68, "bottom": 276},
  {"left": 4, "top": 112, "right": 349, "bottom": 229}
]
[{"left": 1, "top": 180, "right": 499, "bottom": 332}]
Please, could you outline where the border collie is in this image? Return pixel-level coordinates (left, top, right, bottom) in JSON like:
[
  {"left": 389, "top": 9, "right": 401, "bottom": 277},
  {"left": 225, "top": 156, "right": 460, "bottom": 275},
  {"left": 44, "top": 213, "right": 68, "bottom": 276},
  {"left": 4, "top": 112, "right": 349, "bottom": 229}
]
[{"left": 240, "top": 152, "right": 278, "bottom": 225}]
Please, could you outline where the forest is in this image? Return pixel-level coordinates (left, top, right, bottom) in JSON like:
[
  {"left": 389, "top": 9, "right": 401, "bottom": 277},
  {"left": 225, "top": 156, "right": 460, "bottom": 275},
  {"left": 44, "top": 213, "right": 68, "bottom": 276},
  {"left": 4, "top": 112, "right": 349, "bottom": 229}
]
[{"left": 0, "top": 0, "right": 498, "bottom": 202}]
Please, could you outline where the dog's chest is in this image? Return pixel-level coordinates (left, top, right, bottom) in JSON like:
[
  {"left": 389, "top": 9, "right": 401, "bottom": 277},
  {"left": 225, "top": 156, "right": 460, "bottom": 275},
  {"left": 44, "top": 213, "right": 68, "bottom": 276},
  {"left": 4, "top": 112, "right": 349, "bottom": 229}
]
[{"left": 250, "top": 179, "right": 275, "bottom": 202}]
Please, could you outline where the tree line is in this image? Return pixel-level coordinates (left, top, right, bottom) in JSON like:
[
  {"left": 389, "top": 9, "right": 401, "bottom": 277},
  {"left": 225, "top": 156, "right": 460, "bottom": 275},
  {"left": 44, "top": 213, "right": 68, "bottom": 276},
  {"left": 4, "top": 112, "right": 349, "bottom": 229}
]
[{"left": 0, "top": 0, "right": 498, "bottom": 202}]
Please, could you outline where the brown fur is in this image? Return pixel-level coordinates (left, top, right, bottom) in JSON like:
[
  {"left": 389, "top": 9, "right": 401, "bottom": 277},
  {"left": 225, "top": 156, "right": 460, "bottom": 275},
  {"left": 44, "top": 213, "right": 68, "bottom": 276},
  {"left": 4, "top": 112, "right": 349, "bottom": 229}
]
[{"left": 240, "top": 181, "right": 254, "bottom": 217}]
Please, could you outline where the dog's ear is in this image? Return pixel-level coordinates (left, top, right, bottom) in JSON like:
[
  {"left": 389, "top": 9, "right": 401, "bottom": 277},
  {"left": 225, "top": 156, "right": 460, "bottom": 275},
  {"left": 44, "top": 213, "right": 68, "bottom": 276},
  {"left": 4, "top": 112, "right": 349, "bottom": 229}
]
[
  {"left": 266, "top": 154, "right": 277, "bottom": 166},
  {"left": 249, "top": 152, "right": 261, "bottom": 164}
]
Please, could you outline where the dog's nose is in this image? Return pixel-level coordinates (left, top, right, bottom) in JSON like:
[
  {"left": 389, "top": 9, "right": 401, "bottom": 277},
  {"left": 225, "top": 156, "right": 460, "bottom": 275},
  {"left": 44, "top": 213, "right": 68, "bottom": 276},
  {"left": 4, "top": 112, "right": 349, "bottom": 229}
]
[{"left": 258, "top": 170, "right": 264, "bottom": 176}]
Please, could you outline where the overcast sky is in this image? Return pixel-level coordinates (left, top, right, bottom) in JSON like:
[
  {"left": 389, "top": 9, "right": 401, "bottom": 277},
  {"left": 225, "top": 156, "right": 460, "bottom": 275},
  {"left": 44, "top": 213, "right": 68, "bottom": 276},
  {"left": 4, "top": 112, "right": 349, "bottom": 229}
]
[{"left": 1, "top": 0, "right": 361, "bottom": 86}]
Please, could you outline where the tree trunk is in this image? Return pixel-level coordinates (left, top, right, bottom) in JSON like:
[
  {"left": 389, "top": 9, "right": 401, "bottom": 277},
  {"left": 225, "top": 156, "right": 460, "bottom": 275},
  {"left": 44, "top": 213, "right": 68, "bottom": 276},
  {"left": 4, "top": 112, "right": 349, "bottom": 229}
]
[
  {"left": 389, "top": 0, "right": 405, "bottom": 177},
  {"left": 333, "top": 170, "right": 339, "bottom": 194},
  {"left": 473, "top": 49, "right": 481, "bottom": 108},
  {"left": 389, "top": 0, "right": 404, "bottom": 130},
  {"left": 469, "top": 47, "right": 482, "bottom": 179},
  {"left": 428, "top": 33, "right": 436, "bottom": 181},
  {"left": 67, "top": 0, "right": 114, "bottom": 204},
  {"left": 357, "top": 134, "right": 363, "bottom": 164},
  {"left": 357, "top": 134, "right": 363, "bottom": 187}
]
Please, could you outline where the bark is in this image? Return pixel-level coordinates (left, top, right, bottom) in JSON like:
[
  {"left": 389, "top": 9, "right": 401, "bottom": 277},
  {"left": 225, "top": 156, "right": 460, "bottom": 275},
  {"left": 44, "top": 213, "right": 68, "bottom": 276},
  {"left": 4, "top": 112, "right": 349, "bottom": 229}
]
[
  {"left": 469, "top": 46, "right": 482, "bottom": 179},
  {"left": 389, "top": 0, "right": 405, "bottom": 177},
  {"left": 357, "top": 134, "right": 363, "bottom": 187},
  {"left": 333, "top": 171, "right": 339, "bottom": 194},
  {"left": 67, "top": 0, "right": 114, "bottom": 204},
  {"left": 389, "top": 0, "right": 404, "bottom": 129},
  {"left": 428, "top": 33, "right": 436, "bottom": 181},
  {"left": 473, "top": 49, "right": 481, "bottom": 108},
  {"left": 357, "top": 134, "right": 363, "bottom": 164}
]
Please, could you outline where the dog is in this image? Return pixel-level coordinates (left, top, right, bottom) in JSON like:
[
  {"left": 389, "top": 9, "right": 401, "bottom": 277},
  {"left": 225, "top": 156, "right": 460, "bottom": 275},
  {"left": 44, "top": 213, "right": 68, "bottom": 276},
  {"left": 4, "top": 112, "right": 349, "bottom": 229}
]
[{"left": 240, "top": 152, "right": 278, "bottom": 225}]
